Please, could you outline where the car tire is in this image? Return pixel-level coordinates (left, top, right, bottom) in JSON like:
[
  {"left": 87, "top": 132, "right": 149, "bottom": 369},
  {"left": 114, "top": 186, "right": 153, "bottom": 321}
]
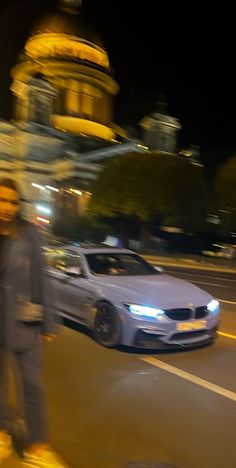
[{"left": 94, "top": 301, "right": 121, "bottom": 348}]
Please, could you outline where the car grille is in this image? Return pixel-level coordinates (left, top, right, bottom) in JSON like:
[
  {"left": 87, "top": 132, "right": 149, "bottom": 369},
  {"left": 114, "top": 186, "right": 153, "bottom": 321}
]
[
  {"left": 164, "top": 308, "right": 191, "bottom": 321},
  {"left": 171, "top": 330, "right": 209, "bottom": 341},
  {"left": 164, "top": 306, "right": 208, "bottom": 321},
  {"left": 195, "top": 306, "right": 208, "bottom": 319}
]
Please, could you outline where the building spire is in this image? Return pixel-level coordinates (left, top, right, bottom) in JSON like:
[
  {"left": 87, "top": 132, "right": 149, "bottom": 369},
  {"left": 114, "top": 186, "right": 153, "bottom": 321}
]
[
  {"left": 59, "top": 0, "right": 82, "bottom": 14},
  {"left": 156, "top": 94, "right": 167, "bottom": 114}
]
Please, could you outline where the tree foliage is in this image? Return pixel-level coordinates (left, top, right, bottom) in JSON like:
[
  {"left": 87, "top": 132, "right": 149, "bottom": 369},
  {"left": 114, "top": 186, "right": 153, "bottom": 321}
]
[
  {"left": 214, "top": 155, "right": 236, "bottom": 231},
  {"left": 89, "top": 152, "right": 167, "bottom": 220},
  {"left": 52, "top": 215, "right": 109, "bottom": 242},
  {"left": 89, "top": 152, "right": 208, "bottom": 233}
]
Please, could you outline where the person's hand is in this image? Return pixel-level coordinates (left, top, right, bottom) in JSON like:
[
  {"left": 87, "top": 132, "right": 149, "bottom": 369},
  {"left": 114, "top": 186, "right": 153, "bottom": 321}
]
[{"left": 41, "top": 334, "right": 56, "bottom": 343}]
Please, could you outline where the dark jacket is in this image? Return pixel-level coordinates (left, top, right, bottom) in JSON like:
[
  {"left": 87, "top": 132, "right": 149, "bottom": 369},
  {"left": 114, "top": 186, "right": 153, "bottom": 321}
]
[{"left": 0, "top": 221, "right": 57, "bottom": 351}]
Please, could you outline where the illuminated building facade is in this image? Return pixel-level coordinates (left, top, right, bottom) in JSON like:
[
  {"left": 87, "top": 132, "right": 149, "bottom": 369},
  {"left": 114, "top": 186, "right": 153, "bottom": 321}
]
[
  {"left": 0, "top": 0, "right": 140, "bottom": 221},
  {"left": 140, "top": 99, "right": 181, "bottom": 154},
  {"left": 0, "top": 0, "right": 192, "bottom": 223}
]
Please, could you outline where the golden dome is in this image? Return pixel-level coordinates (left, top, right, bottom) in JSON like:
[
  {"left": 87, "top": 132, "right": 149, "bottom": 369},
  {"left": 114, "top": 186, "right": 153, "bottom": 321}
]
[
  {"left": 32, "top": 11, "right": 103, "bottom": 49},
  {"left": 25, "top": 2, "right": 109, "bottom": 69},
  {"left": 11, "top": 1, "right": 118, "bottom": 143}
]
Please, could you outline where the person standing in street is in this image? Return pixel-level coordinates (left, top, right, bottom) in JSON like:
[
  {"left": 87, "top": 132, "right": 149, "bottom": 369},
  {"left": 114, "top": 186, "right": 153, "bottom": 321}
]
[{"left": 0, "top": 178, "right": 69, "bottom": 467}]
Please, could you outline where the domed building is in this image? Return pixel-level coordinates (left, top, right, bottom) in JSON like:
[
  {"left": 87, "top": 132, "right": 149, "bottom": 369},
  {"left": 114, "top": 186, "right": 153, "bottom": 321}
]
[
  {"left": 0, "top": 0, "right": 190, "bottom": 224},
  {"left": 0, "top": 0, "right": 141, "bottom": 221},
  {"left": 11, "top": 0, "right": 118, "bottom": 140}
]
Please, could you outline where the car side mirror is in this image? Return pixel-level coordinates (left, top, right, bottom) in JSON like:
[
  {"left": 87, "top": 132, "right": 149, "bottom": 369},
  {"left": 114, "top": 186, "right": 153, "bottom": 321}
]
[
  {"left": 64, "top": 266, "right": 84, "bottom": 278},
  {"left": 154, "top": 266, "right": 164, "bottom": 273}
]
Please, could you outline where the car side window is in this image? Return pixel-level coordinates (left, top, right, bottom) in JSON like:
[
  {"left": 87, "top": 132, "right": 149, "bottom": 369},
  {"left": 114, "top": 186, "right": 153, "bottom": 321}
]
[
  {"left": 63, "top": 250, "right": 84, "bottom": 276},
  {"left": 118, "top": 255, "right": 144, "bottom": 274},
  {"left": 44, "top": 249, "right": 67, "bottom": 272},
  {"left": 44, "top": 249, "right": 83, "bottom": 275}
]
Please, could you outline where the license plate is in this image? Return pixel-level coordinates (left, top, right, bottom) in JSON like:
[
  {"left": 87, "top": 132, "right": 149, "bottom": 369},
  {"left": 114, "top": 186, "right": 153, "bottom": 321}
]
[{"left": 176, "top": 320, "right": 207, "bottom": 331}]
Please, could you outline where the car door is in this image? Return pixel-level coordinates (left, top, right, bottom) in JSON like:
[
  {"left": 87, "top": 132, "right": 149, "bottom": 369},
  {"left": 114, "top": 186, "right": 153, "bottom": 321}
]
[
  {"left": 44, "top": 248, "right": 68, "bottom": 313},
  {"left": 59, "top": 250, "right": 95, "bottom": 323}
]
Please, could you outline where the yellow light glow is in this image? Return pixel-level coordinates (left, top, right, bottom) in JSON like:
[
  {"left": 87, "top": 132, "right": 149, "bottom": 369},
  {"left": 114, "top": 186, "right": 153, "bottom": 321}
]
[
  {"left": 69, "top": 188, "right": 82, "bottom": 195},
  {"left": 11, "top": 61, "right": 119, "bottom": 97},
  {"left": 25, "top": 33, "right": 109, "bottom": 68},
  {"left": 37, "top": 216, "right": 50, "bottom": 224},
  {"left": 52, "top": 115, "right": 115, "bottom": 140},
  {"left": 67, "top": 88, "right": 79, "bottom": 114},
  {"left": 82, "top": 94, "right": 93, "bottom": 117}
]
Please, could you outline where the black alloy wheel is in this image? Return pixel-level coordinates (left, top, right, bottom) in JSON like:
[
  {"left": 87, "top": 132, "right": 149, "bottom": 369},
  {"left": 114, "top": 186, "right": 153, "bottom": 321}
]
[{"left": 94, "top": 301, "right": 121, "bottom": 348}]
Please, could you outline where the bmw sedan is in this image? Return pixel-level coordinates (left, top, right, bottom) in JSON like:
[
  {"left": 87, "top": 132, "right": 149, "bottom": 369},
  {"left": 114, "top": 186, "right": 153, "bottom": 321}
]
[{"left": 45, "top": 245, "right": 220, "bottom": 349}]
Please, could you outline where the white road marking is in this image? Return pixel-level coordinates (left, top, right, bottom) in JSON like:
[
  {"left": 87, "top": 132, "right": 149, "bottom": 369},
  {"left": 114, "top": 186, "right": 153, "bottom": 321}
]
[
  {"left": 214, "top": 299, "right": 235, "bottom": 339},
  {"left": 217, "top": 299, "right": 236, "bottom": 305},
  {"left": 218, "top": 331, "right": 236, "bottom": 340},
  {"left": 190, "top": 280, "right": 229, "bottom": 288},
  {"left": 174, "top": 272, "right": 236, "bottom": 282},
  {"left": 140, "top": 356, "right": 236, "bottom": 402}
]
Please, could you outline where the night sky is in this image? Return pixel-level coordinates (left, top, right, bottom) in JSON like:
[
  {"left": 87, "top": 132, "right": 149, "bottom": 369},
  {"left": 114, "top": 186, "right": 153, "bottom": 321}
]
[{"left": 0, "top": 0, "right": 235, "bottom": 170}]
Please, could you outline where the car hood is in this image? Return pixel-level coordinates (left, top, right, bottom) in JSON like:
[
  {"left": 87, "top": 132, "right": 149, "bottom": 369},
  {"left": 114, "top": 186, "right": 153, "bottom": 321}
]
[{"left": 92, "top": 274, "right": 212, "bottom": 309}]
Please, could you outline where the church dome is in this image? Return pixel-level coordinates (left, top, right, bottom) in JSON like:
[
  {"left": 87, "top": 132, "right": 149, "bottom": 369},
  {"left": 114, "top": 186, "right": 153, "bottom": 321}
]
[
  {"left": 25, "top": 0, "right": 109, "bottom": 69},
  {"left": 31, "top": 1, "right": 104, "bottom": 49},
  {"left": 10, "top": 0, "right": 118, "bottom": 143}
]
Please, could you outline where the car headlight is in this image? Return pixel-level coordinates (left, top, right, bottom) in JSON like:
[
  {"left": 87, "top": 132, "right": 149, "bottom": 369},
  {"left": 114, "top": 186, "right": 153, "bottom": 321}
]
[
  {"left": 207, "top": 299, "right": 219, "bottom": 313},
  {"left": 125, "top": 304, "right": 165, "bottom": 318}
]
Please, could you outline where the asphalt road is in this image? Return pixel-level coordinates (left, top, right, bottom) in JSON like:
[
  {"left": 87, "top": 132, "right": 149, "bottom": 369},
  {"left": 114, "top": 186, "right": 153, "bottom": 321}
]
[{"left": 3, "top": 267, "right": 236, "bottom": 468}]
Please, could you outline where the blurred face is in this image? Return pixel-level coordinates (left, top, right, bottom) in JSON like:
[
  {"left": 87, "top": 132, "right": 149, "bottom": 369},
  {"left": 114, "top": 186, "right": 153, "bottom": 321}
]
[{"left": 0, "top": 186, "right": 20, "bottom": 223}]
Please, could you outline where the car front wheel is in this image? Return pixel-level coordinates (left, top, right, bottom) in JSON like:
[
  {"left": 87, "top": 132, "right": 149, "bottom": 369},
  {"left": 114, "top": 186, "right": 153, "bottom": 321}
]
[{"left": 94, "top": 301, "right": 121, "bottom": 348}]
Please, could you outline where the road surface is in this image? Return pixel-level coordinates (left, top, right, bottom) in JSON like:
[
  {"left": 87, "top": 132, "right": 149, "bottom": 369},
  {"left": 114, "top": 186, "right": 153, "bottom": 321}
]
[{"left": 3, "top": 267, "right": 236, "bottom": 468}]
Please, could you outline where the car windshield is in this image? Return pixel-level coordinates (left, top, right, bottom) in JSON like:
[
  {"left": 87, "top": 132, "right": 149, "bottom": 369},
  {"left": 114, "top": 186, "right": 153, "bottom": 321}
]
[{"left": 85, "top": 253, "right": 160, "bottom": 276}]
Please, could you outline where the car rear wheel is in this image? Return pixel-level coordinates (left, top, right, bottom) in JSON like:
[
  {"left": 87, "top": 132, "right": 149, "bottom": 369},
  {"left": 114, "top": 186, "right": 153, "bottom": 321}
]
[{"left": 94, "top": 301, "right": 121, "bottom": 348}]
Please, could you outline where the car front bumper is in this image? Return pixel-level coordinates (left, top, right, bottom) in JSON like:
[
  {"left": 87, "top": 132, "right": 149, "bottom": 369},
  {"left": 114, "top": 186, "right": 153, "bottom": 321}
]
[
  {"left": 120, "top": 307, "right": 220, "bottom": 349},
  {"left": 132, "top": 325, "right": 218, "bottom": 349}
]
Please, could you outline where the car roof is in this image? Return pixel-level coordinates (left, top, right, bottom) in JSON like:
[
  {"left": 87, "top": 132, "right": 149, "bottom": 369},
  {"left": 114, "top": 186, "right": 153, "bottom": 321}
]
[{"left": 58, "top": 244, "right": 134, "bottom": 255}]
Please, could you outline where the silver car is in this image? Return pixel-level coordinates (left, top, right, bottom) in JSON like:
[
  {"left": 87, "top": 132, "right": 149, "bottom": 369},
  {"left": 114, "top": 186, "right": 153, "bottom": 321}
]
[{"left": 46, "top": 245, "right": 220, "bottom": 349}]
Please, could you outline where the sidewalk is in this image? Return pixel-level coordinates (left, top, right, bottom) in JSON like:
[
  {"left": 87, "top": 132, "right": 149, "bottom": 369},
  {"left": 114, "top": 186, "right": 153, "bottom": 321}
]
[{"left": 143, "top": 253, "right": 236, "bottom": 274}]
